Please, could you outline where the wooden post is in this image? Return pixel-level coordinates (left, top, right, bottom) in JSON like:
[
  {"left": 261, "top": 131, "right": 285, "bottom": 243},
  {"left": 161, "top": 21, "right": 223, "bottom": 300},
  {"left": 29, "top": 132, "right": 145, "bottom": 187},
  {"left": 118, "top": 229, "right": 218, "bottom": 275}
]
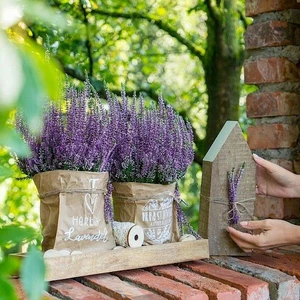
[{"left": 199, "top": 121, "right": 256, "bottom": 255}]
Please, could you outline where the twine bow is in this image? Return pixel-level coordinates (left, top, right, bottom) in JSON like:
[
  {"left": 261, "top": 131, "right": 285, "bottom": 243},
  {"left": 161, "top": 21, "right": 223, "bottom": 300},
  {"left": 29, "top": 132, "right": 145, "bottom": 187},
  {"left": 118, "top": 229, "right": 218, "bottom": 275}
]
[{"left": 209, "top": 198, "right": 255, "bottom": 224}]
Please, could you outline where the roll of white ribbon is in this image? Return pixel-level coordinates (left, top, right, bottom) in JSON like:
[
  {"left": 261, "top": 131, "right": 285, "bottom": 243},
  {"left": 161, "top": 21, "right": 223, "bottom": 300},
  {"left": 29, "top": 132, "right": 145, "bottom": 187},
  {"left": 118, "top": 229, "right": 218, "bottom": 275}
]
[{"left": 113, "top": 221, "right": 144, "bottom": 248}]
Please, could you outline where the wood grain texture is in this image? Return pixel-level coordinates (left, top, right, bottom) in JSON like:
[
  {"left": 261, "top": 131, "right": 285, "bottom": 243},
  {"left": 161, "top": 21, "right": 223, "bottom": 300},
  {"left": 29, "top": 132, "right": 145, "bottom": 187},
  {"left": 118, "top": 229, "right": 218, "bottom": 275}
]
[
  {"left": 199, "top": 121, "right": 256, "bottom": 255},
  {"left": 43, "top": 239, "right": 208, "bottom": 281}
]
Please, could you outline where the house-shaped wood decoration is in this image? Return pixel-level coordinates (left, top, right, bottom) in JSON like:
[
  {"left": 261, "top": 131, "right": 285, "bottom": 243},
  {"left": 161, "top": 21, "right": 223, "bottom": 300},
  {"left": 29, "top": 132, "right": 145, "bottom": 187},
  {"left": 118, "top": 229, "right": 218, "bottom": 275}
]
[{"left": 199, "top": 121, "right": 256, "bottom": 256}]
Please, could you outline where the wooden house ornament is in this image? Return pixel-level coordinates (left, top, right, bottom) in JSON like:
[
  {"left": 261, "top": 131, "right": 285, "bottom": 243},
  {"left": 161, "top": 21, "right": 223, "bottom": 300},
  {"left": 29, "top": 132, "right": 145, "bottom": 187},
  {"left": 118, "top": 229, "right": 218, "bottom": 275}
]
[{"left": 199, "top": 121, "right": 256, "bottom": 256}]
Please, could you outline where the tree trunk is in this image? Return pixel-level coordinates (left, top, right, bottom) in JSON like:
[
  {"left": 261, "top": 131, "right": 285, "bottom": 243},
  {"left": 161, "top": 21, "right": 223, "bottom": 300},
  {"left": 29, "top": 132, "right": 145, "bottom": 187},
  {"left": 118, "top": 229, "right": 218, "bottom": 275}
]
[{"left": 203, "top": 0, "right": 244, "bottom": 152}]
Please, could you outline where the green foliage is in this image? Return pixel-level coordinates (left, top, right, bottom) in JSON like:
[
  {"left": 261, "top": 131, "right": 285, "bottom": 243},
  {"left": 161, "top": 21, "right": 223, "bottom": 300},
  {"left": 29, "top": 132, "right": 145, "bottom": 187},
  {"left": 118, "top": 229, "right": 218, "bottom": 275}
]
[
  {"left": 0, "top": 1, "right": 64, "bottom": 153},
  {"left": 0, "top": 1, "right": 65, "bottom": 299},
  {"left": 0, "top": 1, "right": 251, "bottom": 298},
  {"left": 30, "top": 0, "right": 208, "bottom": 142},
  {"left": 179, "top": 162, "right": 202, "bottom": 231},
  {"left": 0, "top": 149, "right": 41, "bottom": 235},
  {"left": 0, "top": 224, "right": 37, "bottom": 248},
  {"left": 20, "top": 246, "right": 48, "bottom": 300},
  {"left": 0, "top": 257, "right": 20, "bottom": 300}
]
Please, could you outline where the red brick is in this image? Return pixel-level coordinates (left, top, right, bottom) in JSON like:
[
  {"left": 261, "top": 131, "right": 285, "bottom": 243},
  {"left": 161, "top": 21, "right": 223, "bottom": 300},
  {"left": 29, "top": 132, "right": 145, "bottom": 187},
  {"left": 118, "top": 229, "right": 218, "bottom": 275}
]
[
  {"left": 181, "top": 260, "right": 269, "bottom": 299},
  {"left": 270, "top": 158, "right": 294, "bottom": 172},
  {"left": 294, "top": 160, "right": 300, "bottom": 174},
  {"left": 244, "top": 58, "right": 300, "bottom": 84},
  {"left": 246, "top": 92, "right": 300, "bottom": 118},
  {"left": 283, "top": 198, "right": 300, "bottom": 219},
  {"left": 245, "top": 21, "right": 300, "bottom": 49},
  {"left": 43, "top": 292, "right": 60, "bottom": 299},
  {"left": 12, "top": 279, "right": 60, "bottom": 300},
  {"left": 254, "top": 196, "right": 300, "bottom": 219},
  {"left": 80, "top": 273, "right": 165, "bottom": 299},
  {"left": 207, "top": 256, "right": 299, "bottom": 299},
  {"left": 246, "top": 0, "right": 300, "bottom": 17},
  {"left": 275, "top": 245, "right": 300, "bottom": 254},
  {"left": 248, "top": 123, "right": 299, "bottom": 149},
  {"left": 49, "top": 279, "right": 114, "bottom": 300},
  {"left": 266, "top": 250, "right": 300, "bottom": 267},
  {"left": 149, "top": 265, "right": 241, "bottom": 300},
  {"left": 255, "top": 196, "right": 284, "bottom": 218},
  {"left": 11, "top": 279, "right": 26, "bottom": 300},
  {"left": 114, "top": 269, "right": 209, "bottom": 299},
  {"left": 242, "top": 254, "right": 300, "bottom": 280}
]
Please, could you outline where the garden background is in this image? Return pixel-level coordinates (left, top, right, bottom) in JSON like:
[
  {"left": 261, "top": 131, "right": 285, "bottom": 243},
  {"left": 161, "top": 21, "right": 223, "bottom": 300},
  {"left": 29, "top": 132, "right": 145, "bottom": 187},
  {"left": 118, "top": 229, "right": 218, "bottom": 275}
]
[{"left": 0, "top": 0, "right": 253, "bottom": 298}]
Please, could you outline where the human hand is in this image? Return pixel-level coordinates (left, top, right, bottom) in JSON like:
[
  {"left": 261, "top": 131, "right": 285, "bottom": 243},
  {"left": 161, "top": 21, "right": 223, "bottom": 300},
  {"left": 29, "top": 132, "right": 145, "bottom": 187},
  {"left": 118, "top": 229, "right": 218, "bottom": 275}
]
[
  {"left": 227, "top": 219, "right": 300, "bottom": 252},
  {"left": 253, "top": 154, "right": 300, "bottom": 198}
]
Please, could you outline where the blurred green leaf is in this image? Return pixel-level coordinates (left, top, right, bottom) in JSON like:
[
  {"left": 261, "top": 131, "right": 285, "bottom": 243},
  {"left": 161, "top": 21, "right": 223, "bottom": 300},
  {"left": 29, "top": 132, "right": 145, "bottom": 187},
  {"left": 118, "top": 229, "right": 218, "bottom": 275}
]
[
  {"left": 18, "top": 49, "right": 46, "bottom": 134},
  {"left": 23, "top": 39, "right": 64, "bottom": 101},
  {"left": 18, "top": 39, "right": 64, "bottom": 134},
  {"left": 20, "top": 246, "right": 47, "bottom": 300},
  {"left": 23, "top": 0, "right": 68, "bottom": 30},
  {"left": 0, "top": 224, "right": 37, "bottom": 247},
  {"left": 0, "top": 32, "right": 23, "bottom": 111},
  {"left": 0, "top": 165, "right": 14, "bottom": 180},
  {"left": 0, "top": 277, "right": 17, "bottom": 300},
  {"left": 0, "top": 127, "right": 30, "bottom": 157},
  {"left": 0, "top": 256, "right": 20, "bottom": 276}
]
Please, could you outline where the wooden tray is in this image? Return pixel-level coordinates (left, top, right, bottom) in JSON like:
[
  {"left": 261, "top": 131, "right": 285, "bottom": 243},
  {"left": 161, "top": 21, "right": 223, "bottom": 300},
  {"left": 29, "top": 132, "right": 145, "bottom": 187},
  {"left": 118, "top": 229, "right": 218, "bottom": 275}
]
[{"left": 13, "top": 239, "right": 209, "bottom": 281}]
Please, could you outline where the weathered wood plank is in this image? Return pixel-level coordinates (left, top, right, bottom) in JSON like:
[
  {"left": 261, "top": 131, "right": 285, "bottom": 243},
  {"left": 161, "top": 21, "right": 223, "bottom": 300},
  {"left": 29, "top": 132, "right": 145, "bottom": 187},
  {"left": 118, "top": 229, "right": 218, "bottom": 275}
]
[
  {"left": 43, "top": 239, "right": 208, "bottom": 281},
  {"left": 199, "top": 121, "right": 256, "bottom": 255}
]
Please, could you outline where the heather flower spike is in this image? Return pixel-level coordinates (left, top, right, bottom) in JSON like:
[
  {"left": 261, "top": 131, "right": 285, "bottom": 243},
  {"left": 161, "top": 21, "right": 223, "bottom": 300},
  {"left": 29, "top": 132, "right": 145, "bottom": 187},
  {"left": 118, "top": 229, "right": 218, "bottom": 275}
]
[
  {"left": 104, "top": 181, "right": 114, "bottom": 224},
  {"left": 228, "top": 162, "right": 245, "bottom": 225},
  {"left": 175, "top": 184, "right": 202, "bottom": 239}
]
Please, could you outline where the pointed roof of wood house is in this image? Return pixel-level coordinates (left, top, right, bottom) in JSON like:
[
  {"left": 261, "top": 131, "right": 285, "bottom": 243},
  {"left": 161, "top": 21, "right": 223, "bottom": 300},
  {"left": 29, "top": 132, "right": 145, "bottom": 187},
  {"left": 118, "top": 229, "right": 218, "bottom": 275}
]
[{"left": 203, "top": 121, "right": 252, "bottom": 163}]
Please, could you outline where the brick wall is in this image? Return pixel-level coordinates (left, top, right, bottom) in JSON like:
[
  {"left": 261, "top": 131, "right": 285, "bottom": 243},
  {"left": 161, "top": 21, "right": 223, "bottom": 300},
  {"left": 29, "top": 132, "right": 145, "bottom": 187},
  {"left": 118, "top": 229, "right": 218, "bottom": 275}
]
[{"left": 244, "top": 0, "right": 300, "bottom": 219}]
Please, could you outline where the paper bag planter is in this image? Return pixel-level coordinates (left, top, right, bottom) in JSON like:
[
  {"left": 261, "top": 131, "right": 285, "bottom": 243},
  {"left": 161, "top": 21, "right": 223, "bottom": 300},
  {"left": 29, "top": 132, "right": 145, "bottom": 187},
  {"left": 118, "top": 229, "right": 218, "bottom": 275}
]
[
  {"left": 112, "top": 182, "right": 181, "bottom": 245},
  {"left": 199, "top": 121, "right": 256, "bottom": 256},
  {"left": 33, "top": 170, "right": 116, "bottom": 252}
]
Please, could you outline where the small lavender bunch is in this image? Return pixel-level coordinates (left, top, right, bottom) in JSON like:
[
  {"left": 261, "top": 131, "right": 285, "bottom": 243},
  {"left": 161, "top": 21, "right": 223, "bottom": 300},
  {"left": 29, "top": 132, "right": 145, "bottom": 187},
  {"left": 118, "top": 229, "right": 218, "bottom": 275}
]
[
  {"left": 104, "top": 181, "right": 114, "bottom": 224},
  {"left": 175, "top": 184, "right": 202, "bottom": 239},
  {"left": 16, "top": 81, "right": 115, "bottom": 177},
  {"left": 108, "top": 90, "right": 194, "bottom": 184},
  {"left": 228, "top": 162, "right": 245, "bottom": 225}
]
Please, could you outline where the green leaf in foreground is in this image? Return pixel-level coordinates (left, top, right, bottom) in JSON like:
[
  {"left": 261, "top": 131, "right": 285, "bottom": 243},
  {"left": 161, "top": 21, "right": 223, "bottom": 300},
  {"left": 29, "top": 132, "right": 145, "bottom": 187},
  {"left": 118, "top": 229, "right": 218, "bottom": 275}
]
[
  {"left": 0, "top": 127, "right": 30, "bottom": 157},
  {"left": 0, "top": 277, "right": 18, "bottom": 300},
  {"left": 18, "top": 39, "right": 64, "bottom": 135},
  {"left": 20, "top": 246, "right": 47, "bottom": 300},
  {"left": 0, "top": 257, "right": 20, "bottom": 300},
  {"left": 0, "top": 224, "right": 37, "bottom": 247}
]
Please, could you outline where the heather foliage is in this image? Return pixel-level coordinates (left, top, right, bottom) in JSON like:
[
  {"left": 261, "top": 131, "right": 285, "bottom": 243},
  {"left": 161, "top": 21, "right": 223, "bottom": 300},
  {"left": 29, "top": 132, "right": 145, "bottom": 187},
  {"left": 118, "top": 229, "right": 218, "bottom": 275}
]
[
  {"left": 107, "top": 89, "right": 194, "bottom": 184},
  {"left": 16, "top": 82, "right": 194, "bottom": 185},
  {"left": 16, "top": 82, "right": 114, "bottom": 177}
]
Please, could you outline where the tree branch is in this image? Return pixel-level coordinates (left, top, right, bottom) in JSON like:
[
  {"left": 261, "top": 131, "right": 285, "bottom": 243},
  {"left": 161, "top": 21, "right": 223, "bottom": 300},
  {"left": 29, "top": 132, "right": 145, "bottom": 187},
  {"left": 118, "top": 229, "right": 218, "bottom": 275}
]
[
  {"left": 90, "top": 9, "right": 204, "bottom": 61},
  {"left": 204, "top": 0, "right": 221, "bottom": 24},
  {"left": 80, "top": 0, "right": 94, "bottom": 77}
]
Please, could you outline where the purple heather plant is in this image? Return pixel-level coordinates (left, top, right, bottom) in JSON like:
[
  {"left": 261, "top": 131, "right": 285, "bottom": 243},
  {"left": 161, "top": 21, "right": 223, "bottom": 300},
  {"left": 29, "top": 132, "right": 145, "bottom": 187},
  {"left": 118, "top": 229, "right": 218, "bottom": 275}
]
[
  {"left": 228, "top": 162, "right": 245, "bottom": 225},
  {"left": 16, "top": 81, "right": 116, "bottom": 177},
  {"left": 106, "top": 88, "right": 197, "bottom": 238},
  {"left": 17, "top": 82, "right": 193, "bottom": 184},
  {"left": 16, "top": 82, "right": 117, "bottom": 224},
  {"left": 107, "top": 88, "right": 194, "bottom": 185}
]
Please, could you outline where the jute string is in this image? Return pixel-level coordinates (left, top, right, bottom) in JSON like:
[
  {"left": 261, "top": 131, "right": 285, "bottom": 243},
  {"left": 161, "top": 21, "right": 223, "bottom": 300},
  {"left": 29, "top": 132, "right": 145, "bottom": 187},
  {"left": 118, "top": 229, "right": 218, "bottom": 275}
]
[
  {"left": 39, "top": 188, "right": 107, "bottom": 199},
  {"left": 200, "top": 194, "right": 255, "bottom": 223}
]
